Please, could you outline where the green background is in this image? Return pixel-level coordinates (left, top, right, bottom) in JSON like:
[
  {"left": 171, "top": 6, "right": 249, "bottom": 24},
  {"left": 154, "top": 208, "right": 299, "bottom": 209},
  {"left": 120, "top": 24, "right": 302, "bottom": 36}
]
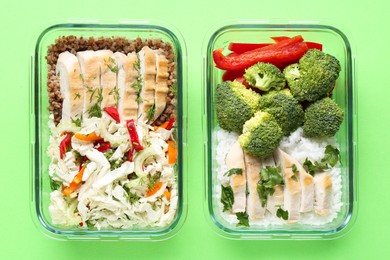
[{"left": 1, "top": 0, "right": 389, "bottom": 259}]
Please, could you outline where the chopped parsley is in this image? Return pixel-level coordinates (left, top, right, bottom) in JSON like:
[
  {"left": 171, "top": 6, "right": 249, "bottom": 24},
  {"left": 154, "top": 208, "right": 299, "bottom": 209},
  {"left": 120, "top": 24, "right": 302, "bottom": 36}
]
[
  {"left": 147, "top": 172, "right": 161, "bottom": 190},
  {"left": 106, "top": 57, "right": 119, "bottom": 73},
  {"left": 303, "top": 145, "right": 340, "bottom": 176},
  {"left": 276, "top": 207, "right": 289, "bottom": 220},
  {"left": 123, "top": 185, "right": 140, "bottom": 204},
  {"left": 236, "top": 212, "right": 249, "bottom": 227},
  {"left": 257, "top": 166, "right": 284, "bottom": 207},
  {"left": 146, "top": 103, "right": 156, "bottom": 121},
  {"left": 221, "top": 185, "right": 234, "bottom": 212},
  {"left": 71, "top": 117, "right": 82, "bottom": 127},
  {"left": 50, "top": 179, "right": 62, "bottom": 191},
  {"left": 109, "top": 86, "right": 120, "bottom": 106},
  {"left": 291, "top": 164, "right": 299, "bottom": 182},
  {"left": 224, "top": 168, "right": 243, "bottom": 177},
  {"left": 74, "top": 92, "right": 81, "bottom": 100},
  {"left": 133, "top": 59, "right": 140, "bottom": 71}
]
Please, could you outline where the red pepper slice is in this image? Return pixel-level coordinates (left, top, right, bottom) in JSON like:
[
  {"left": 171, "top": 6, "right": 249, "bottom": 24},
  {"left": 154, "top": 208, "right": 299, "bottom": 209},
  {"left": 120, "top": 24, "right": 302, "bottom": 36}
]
[
  {"left": 95, "top": 141, "right": 111, "bottom": 152},
  {"left": 222, "top": 69, "right": 246, "bottom": 82},
  {"left": 59, "top": 133, "right": 73, "bottom": 159},
  {"left": 126, "top": 119, "right": 144, "bottom": 152},
  {"left": 166, "top": 117, "right": 175, "bottom": 130},
  {"left": 271, "top": 36, "right": 291, "bottom": 43},
  {"left": 228, "top": 43, "right": 270, "bottom": 54},
  {"left": 103, "top": 107, "right": 120, "bottom": 123},
  {"left": 213, "top": 35, "right": 308, "bottom": 71}
]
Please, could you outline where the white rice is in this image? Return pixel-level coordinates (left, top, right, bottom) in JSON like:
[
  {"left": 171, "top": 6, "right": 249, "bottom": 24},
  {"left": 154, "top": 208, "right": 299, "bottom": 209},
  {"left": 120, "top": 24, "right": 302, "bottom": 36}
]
[{"left": 215, "top": 127, "right": 342, "bottom": 227}]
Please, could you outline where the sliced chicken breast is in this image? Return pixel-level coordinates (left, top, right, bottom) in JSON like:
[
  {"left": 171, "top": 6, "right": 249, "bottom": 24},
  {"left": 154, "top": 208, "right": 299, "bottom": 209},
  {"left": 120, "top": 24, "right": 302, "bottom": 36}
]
[
  {"left": 112, "top": 52, "right": 139, "bottom": 121},
  {"left": 275, "top": 149, "right": 314, "bottom": 213},
  {"left": 314, "top": 172, "right": 333, "bottom": 216},
  {"left": 261, "top": 156, "right": 285, "bottom": 215},
  {"left": 274, "top": 149, "right": 302, "bottom": 223},
  {"left": 96, "top": 50, "right": 117, "bottom": 108},
  {"left": 56, "top": 51, "right": 84, "bottom": 123},
  {"left": 225, "top": 141, "right": 246, "bottom": 213},
  {"left": 244, "top": 152, "right": 265, "bottom": 220},
  {"left": 153, "top": 49, "right": 169, "bottom": 121},
  {"left": 138, "top": 46, "right": 156, "bottom": 122},
  {"left": 77, "top": 50, "right": 101, "bottom": 118}
]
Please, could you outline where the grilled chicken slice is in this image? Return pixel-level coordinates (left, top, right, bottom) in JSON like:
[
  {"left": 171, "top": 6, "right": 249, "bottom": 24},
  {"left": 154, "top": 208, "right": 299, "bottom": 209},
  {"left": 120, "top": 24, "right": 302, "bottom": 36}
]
[
  {"left": 96, "top": 50, "right": 117, "bottom": 108},
  {"left": 138, "top": 46, "right": 156, "bottom": 122},
  {"left": 275, "top": 149, "right": 314, "bottom": 213},
  {"left": 225, "top": 141, "right": 246, "bottom": 213},
  {"left": 56, "top": 51, "right": 84, "bottom": 123},
  {"left": 77, "top": 50, "right": 101, "bottom": 118},
  {"left": 244, "top": 153, "right": 265, "bottom": 220},
  {"left": 153, "top": 49, "right": 169, "bottom": 121},
  {"left": 262, "top": 156, "right": 285, "bottom": 215},
  {"left": 274, "top": 149, "right": 302, "bottom": 223},
  {"left": 112, "top": 52, "right": 140, "bottom": 121},
  {"left": 314, "top": 172, "right": 333, "bottom": 216}
]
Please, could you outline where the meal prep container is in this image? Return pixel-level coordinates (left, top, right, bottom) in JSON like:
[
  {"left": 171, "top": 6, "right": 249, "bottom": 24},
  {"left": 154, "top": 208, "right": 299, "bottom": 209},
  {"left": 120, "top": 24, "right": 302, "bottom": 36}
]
[
  {"left": 30, "top": 21, "right": 187, "bottom": 240},
  {"left": 203, "top": 21, "right": 357, "bottom": 239}
]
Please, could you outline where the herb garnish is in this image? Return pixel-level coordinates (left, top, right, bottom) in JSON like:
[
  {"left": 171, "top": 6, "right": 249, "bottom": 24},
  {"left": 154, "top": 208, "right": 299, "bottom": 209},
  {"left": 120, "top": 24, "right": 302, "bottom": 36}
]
[
  {"left": 291, "top": 164, "right": 299, "bottom": 181},
  {"left": 236, "top": 212, "right": 249, "bottom": 227},
  {"left": 106, "top": 57, "right": 119, "bottom": 73},
  {"left": 74, "top": 92, "right": 81, "bottom": 100},
  {"left": 146, "top": 103, "right": 156, "bottom": 121},
  {"left": 276, "top": 207, "right": 289, "bottom": 220},
  {"left": 123, "top": 185, "right": 140, "bottom": 204},
  {"left": 256, "top": 166, "right": 284, "bottom": 207},
  {"left": 224, "top": 168, "right": 243, "bottom": 177},
  {"left": 71, "top": 117, "right": 82, "bottom": 127},
  {"left": 303, "top": 145, "right": 340, "bottom": 176},
  {"left": 147, "top": 172, "right": 161, "bottom": 190},
  {"left": 221, "top": 185, "right": 234, "bottom": 212},
  {"left": 109, "top": 86, "right": 120, "bottom": 106},
  {"left": 50, "top": 179, "right": 62, "bottom": 191}
]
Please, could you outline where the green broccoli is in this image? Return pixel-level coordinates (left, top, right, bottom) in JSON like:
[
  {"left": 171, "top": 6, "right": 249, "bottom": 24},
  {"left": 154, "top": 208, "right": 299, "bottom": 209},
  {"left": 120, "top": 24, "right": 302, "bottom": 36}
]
[
  {"left": 239, "top": 111, "right": 283, "bottom": 159},
  {"left": 258, "top": 89, "right": 304, "bottom": 136},
  {"left": 244, "top": 62, "right": 286, "bottom": 92},
  {"left": 284, "top": 49, "right": 341, "bottom": 102},
  {"left": 303, "top": 97, "right": 344, "bottom": 138},
  {"left": 215, "top": 80, "right": 261, "bottom": 133}
]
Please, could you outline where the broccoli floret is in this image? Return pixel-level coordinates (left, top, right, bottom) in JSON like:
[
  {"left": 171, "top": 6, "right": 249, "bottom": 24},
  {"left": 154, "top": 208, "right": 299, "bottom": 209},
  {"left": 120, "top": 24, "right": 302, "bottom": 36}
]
[
  {"left": 244, "top": 62, "right": 286, "bottom": 92},
  {"left": 216, "top": 80, "right": 261, "bottom": 133},
  {"left": 259, "top": 89, "right": 304, "bottom": 136},
  {"left": 239, "top": 111, "right": 283, "bottom": 159},
  {"left": 303, "top": 97, "right": 344, "bottom": 138},
  {"left": 284, "top": 49, "right": 341, "bottom": 102}
]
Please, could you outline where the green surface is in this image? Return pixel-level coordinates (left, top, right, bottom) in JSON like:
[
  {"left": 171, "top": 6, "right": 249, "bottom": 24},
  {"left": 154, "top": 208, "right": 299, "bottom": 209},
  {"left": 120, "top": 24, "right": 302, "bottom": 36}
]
[{"left": 1, "top": 0, "right": 389, "bottom": 259}]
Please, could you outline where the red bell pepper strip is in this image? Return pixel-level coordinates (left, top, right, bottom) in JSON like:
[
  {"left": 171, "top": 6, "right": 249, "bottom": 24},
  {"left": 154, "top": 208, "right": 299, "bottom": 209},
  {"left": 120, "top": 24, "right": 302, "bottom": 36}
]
[
  {"left": 95, "top": 141, "right": 111, "bottom": 152},
  {"left": 234, "top": 76, "right": 250, "bottom": 87},
  {"left": 103, "top": 107, "right": 120, "bottom": 123},
  {"left": 271, "top": 36, "right": 291, "bottom": 43},
  {"left": 166, "top": 117, "right": 175, "bottom": 130},
  {"left": 228, "top": 43, "right": 270, "bottom": 54},
  {"left": 126, "top": 119, "right": 144, "bottom": 152},
  {"left": 222, "top": 69, "right": 246, "bottom": 82},
  {"left": 59, "top": 133, "right": 73, "bottom": 159},
  {"left": 213, "top": 35, "right": 308, "bottom": 71}
]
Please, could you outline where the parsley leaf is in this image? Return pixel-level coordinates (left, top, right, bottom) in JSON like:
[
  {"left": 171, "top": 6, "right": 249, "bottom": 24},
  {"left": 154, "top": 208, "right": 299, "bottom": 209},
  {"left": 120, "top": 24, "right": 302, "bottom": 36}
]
[
  {"left": 276, "top": 207, "right": 289, "bottom": 220},
  {"left": 291, "top": 164, "right": 299, "bottom": 181},
  {"left": 221, "top": 185, "right": 234, "bottom": 212},
  {"left": 236, "top": 212, "right": 249, "bottom": 227},
  {"left": 257, "top": 166, "right": 284, "bottom": 207},
  {"left": 322, "top": 145, "right": 340, "bottom": 167},
  {"left": 50, "top": 179, "right": 62, "bottom": 191},
  {"left": 146, "top": 103, "right": 156, "bottom": 122},
  {"left": 224, "top": 168, "right": 243, "bottom": 177},
  {"left": 71, "top": 117, "right": 82, "bottom": 127}
]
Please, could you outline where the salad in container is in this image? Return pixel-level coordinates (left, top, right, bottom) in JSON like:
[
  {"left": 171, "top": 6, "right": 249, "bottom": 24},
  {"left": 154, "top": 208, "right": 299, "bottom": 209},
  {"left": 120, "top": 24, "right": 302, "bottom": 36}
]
[
  {"left": 31, "top": 22, "right": 187, "bottom": 240},
  {"left": 203, "top": 22, "right": 356, "bottom": 239}
]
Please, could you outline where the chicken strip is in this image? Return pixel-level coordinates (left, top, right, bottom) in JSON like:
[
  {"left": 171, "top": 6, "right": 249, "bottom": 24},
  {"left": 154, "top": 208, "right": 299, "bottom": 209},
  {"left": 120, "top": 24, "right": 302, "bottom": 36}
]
[
  {"left": 314, "top": 172, "right": 333, "bottom": 216},
  {"left": 274, "top": 149, "right": 302, "bottom": 223},
  {"left": 112, "top": 52, "right": 140, "bottom": 121},
  {"left": 244, "top": 153, "right": 265, "bottom": 220},
  {"left": 77, "top": 50, "right": 101, "bottom": 118},
  {"left": 225, "top": 141, "right": 246, "bottom": 213},
  {"left": 96, "top": 50, "right": 117, "bottom": 108},
  {"left": 56, "top": 51, "right": 84, "bottom": 123},
  {"left": 138, "top": 46, "right": 156, "bottom": 122},
  {"left": 153, "top": 49, "right": 169, "bottom": 121}
]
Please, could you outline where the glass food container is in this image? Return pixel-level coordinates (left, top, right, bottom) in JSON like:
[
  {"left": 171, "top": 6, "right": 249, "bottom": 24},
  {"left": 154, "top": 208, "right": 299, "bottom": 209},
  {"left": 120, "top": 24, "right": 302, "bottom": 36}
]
[
  {"left": 203, "top": 21, "right": 357, "bottom": 239},
  {"left": 30, "top": 21, "right": 187, "bottom": 240}
]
